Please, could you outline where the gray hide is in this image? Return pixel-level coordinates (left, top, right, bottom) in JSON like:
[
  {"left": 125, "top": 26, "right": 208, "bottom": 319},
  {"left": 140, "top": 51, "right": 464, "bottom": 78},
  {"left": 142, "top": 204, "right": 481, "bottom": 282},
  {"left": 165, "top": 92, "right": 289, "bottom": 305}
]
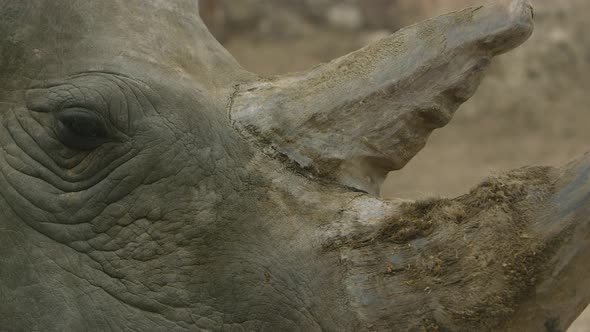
[{"left": 1, "top": 0, "right": 589, "bottom": 331}]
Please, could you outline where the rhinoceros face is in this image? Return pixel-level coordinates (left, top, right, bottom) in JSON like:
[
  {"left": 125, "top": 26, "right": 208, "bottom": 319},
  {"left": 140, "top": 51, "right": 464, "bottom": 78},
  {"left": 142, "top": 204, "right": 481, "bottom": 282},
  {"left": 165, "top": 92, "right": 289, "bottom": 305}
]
[
  {"left": 8, "top": 1, "right": 589, "bottom": 332},
  {"left": 1, "top": 0, "right": 251, "bottom": 238},
  {"left": 1, "top": 2, "right": 356, "bottom": 330}
]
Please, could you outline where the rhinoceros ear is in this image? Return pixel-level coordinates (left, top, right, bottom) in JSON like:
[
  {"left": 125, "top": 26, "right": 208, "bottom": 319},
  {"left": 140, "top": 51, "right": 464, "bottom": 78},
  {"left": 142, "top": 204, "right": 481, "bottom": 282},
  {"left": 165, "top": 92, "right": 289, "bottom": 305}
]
[{"left": 229, "top": 0, "right": 533, "bottom": 194}]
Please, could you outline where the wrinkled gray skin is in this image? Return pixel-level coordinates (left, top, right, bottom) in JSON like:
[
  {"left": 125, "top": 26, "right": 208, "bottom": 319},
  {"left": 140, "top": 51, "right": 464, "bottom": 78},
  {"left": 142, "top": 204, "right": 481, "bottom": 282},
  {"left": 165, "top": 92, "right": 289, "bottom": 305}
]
[{"left": 1, "top": 0, "right": 589, "bottom": 331}]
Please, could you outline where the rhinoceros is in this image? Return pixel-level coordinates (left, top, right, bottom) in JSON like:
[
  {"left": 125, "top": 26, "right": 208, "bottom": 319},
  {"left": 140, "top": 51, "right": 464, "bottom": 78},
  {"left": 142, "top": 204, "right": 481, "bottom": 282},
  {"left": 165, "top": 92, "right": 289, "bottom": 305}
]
[{"left": 1, "top": 0, "right": 588, "bottom": 331}]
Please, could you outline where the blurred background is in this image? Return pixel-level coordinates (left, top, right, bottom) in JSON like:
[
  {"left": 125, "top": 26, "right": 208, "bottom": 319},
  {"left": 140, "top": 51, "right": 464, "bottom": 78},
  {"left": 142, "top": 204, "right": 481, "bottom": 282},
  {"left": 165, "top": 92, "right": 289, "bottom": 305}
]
[{"left": 200, "top": 0, "right": 590, "bottom": 329}]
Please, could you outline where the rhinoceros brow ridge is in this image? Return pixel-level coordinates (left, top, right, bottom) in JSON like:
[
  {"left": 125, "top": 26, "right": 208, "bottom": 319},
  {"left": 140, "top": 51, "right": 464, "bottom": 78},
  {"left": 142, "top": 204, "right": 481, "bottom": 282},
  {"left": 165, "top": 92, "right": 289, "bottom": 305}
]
[{"left": 25, "top": 73, "right": 162, "bottom": 136}]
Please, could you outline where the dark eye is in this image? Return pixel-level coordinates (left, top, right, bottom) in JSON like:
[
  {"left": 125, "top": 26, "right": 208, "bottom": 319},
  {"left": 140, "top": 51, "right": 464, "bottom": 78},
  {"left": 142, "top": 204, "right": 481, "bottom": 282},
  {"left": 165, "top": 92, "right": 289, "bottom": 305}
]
[{"left": 55, "top": 108, "right": 112, "bottom": 150}]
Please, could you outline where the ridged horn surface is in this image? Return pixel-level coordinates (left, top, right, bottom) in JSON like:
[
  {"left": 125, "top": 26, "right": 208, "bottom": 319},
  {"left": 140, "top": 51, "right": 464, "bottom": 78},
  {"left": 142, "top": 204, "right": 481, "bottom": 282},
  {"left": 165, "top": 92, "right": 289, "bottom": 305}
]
[{"left": 230, "top": 0, "right": 534, "bottom": 194}]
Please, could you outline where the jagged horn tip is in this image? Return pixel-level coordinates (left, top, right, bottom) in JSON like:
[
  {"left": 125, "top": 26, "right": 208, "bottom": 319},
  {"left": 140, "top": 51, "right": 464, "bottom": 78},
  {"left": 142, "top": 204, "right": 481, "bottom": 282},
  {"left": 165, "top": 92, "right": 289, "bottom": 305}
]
[{"left": 230, "top": 0, "right": 534, "bottom": 194}]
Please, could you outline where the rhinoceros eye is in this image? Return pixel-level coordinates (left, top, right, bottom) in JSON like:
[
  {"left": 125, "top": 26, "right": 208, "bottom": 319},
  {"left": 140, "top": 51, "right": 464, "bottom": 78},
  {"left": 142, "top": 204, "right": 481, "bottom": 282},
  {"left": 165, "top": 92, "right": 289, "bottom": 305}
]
[{"left": 55, "top": 108, "right": 112, "bottom": 150}]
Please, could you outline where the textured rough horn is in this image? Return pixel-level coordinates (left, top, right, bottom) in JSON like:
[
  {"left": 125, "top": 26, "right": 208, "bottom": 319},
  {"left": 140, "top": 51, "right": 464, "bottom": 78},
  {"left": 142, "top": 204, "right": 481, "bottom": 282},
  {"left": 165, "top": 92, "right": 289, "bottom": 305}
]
[
  {"left": 323, "top": 153, "right": 590, "bottom": 331},
  {"left": 504, "top": 154, "right": 590, "bottom": 331},
  {"left": 230, "top": 0, "right": 534, "bottom": 194}
]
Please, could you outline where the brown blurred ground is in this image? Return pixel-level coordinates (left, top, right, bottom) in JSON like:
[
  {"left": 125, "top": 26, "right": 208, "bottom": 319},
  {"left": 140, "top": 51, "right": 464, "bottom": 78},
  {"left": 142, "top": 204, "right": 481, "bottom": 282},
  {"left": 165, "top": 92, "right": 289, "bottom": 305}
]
[{"left": 201, "top": 1, "right": 590, "bottom": 329}]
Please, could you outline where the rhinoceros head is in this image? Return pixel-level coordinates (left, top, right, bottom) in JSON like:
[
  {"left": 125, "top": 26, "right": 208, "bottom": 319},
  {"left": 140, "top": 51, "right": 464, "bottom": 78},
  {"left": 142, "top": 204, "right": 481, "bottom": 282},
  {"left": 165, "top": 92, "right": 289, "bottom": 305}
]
[{"left": 2, "top": 1, "right": 589, "bottom": 331}]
